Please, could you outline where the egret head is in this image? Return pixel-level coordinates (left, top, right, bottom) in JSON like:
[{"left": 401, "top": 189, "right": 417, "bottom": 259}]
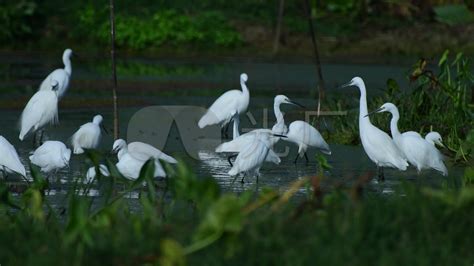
[
  {"left": 365, "top": 102, "right": 398, "bottom": 117},
  {"left": 426, "top": 132, "right": 444, "bottom": 147},
  {"left": 112, "top": 139, "right": 127, "bottom": 153},
  {"left": 240, "top": 73, "right": 248, "bottom": 83},
  {"left": 275, "top": 95, "right": 305, "bottom": 108},
  {"left": 63, "top": 48, "right": 73, "bottom": 59},
  {"left": 92, "top": 115, "right": 103, "bottom": 125},
  {"left": 342, "top": 76, "right": 364, "bottom": 88}
]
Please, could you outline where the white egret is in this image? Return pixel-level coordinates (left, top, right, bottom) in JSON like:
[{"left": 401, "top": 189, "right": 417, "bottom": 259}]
[
  {"left": 29, "top": 141, "right": 71, "bottom": 173},
  {"left": 0, "top": 136, "right": 26, "bottom": 177},
  {"left": 216, "top": 95, "right": 303, "bottom": 165},
  {"left": 19, "top": 80, "right": 59, "bottom": 143},
  {"left": 423, "top": 132, "right": 448, "bottom": 176},
  {"left": 343, "top": 77, "right": 408, "bottom": 180},
  {"left": 39, "top": 48, "right": 73, "bottom": 99},
  {"left": 367, "top": 103, "right": 447, "bottom": 176},
  {"left": 198, "top": 73, "right": 250, "bottom": 138},
  {"left": 284, "top": 121, "right": 331, "bottom": 164},
  {"left": 71, "top": 115, "right": 104, "bottom": 154},
  {"left": 112, "top": 140, "right": 166, "bottom": 180},
  {"left": 86, "top": 164, "right": 110, "bottom": 183},
  {"left": 228, "top": 131, "right": 283, "bottom": 183},
  {"left": 112, "top": 139, "right": 177, "bottom": 164}
]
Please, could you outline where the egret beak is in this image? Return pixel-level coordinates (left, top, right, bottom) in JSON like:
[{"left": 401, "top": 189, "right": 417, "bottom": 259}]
[
  {"left": 273, "top": 134, "right": 287, "bottom": 138},
  {"left": 436, "top": 141, "right": 446, "bottom": 148},
  {"left": 288, "top": 100, "right": 305, "bottom": 108},
  {"left": 364, "top": 107, "right": 384, "bottom": 117},
  {"left": 101, "top": 124, "right": 109, "bottom": 135},
  {"left": 340, "top": 81, "right": 353, "bottom": 88},
  {"left": 111, "top": 146, "right": 119, "bottom": 154}
]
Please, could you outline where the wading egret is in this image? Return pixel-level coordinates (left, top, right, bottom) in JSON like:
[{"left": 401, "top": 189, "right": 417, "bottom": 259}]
[
  {"left": 228, "top": 132, "right": 283, "bottom": 183},
  {"left": 112, "top": 139, "right": 177, "bottom": 164},
  {"left": 29, "top": 141, "right": 71, "bottom": 173},
  {"left": 19, "top": 80, "right": 59, "bottom": 143},
  {"left": 71, "top": 115, "right": 104, "bottom": 154},
  {"left": 112, "top": 140, "right": 166, "bottom": 180},
  {"left": 0, "top": 136, "right": 26, "bottom": 177},
  {"left": 283, "top": 121, "right": 331, "bottom": 164},
  {"left": 216, "top": 95, "right": 303, "bottom": 165},
  {"left": 198, "top": 73, "right": 250, "bottom": 138},
  {"left": 39, "top": 48, "right": 73, "bottom": 99},
  {"left": 367, "top": 103, "right": 447, "bottom": 176},
  {"left": 86, "top": 164, "right": 110, "bottom": 182},
  {"left": 343, "top": 77, "right": 408, "bottom": 180}
]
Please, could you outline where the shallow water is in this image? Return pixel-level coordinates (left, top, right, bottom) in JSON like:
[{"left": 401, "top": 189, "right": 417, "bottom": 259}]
[{"left": 0, "top": 54, "right": 463, "bottom": 203}]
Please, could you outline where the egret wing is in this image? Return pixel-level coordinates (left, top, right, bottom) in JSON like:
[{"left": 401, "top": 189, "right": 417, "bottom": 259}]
[
  {"left": 198, "top": 90, "right": 242, "bottom": 128},
  {"left": 0, "top": 136, "right": 26, "bottom": 176}
]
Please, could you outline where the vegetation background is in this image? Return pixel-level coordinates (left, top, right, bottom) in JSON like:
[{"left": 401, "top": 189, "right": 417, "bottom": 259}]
[{"left": 3, "top": 0, "right": 474, "bottom": 57}]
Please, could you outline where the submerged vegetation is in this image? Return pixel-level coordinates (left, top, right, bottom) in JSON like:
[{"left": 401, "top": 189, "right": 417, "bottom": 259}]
[
  {"left": 0, "top": 152, "right": 474, "bottom": 265},
  {"left": 324, "top": 50, "right": 474, "bottom": 164}
]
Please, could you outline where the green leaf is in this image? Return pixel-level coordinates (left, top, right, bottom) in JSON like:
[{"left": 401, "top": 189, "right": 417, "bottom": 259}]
[
  {"left": 188, "top": 194, "right": 244, "bottom": 253},
  {"left": 434, "top": 4, "right": 474, "bottom": 26},
  {"left": 386, "top": 78, "right": 400, "bottom": 96},
  {"left": 438, "top": 50, "right": 450, "bottom": 67},
  {"left": 160, "top": 239, "right": 186, "bottom": 266}
]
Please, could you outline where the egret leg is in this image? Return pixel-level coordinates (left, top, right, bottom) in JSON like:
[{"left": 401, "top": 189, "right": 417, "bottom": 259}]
[
  {"left": 39, "top": 130, "right": 45, "bottom": 145},
  {"left": 33, "top": 131, "right": 37, "bottom": 148},
  {"left": 293, "top": 153, "right": 299, "bottom": 164},
  {"left": 304, "top": 153, "right": 309, "bottom": 164},
  {"left": 2, "top": 167, "right": 8, "bottom": 181},
  {"left": 240, "top": 174, "right": 246, "bottom": 183},
  {"left": 377, "top": 167, "right": 385, "bottom": 182},
  {"left": 227, "top": 154, "right": 237, "bottom": 167},
  {"left": 222, "top": 123, "right": 230, "bottom": 139}
]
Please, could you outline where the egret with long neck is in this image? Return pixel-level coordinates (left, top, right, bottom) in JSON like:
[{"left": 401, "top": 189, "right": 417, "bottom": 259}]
[{"left": 343, "top": 77, "right": 408, "bottom": 180}]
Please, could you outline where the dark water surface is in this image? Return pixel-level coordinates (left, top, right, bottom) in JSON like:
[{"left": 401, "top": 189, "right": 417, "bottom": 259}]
[{"left": 0, "top": 54, "right": 462, "bottom": 204}]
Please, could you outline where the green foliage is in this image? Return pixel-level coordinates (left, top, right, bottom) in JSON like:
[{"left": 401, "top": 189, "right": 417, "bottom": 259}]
[
  {"left": 76, "top": 7, "right": 242, "bottom": 50},
  {"left": 434, "top": 4, "right": 474, "bottom": 26},
  {"left": 0, "top": 0, "right": 38, "bottom": 42},
  {"left": 1, "top": 151, "right": 474, "bottom": 264}
]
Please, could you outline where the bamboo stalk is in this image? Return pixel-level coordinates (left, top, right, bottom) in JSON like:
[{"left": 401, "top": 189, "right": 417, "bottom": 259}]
[
  {"left": 273, "top": 0, "right": 285, "bottom": 54},
  {"left": 109, "top": 0, "right": 119, "bottom": 139},
  {"left": 304, "top": 0, "right": 325, "bottom": 115}
]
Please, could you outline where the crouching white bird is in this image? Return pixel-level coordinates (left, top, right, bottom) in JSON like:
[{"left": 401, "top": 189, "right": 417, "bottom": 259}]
[
  {"left": 0, "top": 136, "right": 26, "bottom": 177},
  {"left": 39, "top": 48, "right": 73, "bottom": 99},
  {"left": 86, "top": 164, "right": 110, "bottom": 183},
  {"left": 198, "top": 73, "right": 250, "bottom": 138},
  {"left": 19, "top": 80, "right": 59, "bottom": 142},
  {"left": 342, "top": 77, "right": 408, "bottom": 180},
  {"left": 228, "top": 131, "right": 283, "bottom": 183},
  {"left": 30, "top": 141, "right": 71, "bottom": 173},
  {"left": 112, "top": 139, "right": 177, "bottom": 164},
  {"left": 112, "top": 139, "right": 167, "bottom": 180},
  {"left": 367, "top": 103, "right": 448, "bottom": 176},
  {"left": 71, "top": 115, "right": 104, "bottom": 154},
  {"left": 284, "top": 121, "right": 331, "bottom": 164}
]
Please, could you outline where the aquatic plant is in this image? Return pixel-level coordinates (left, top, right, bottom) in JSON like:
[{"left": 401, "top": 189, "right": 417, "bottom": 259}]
[{"left": 1, "top": 151, "right": 474, "bottom": 264}]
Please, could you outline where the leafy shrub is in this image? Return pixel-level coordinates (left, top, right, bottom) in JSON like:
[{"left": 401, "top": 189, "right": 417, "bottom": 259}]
[
  {"left": 0, "top": 1, "right": 38, "bottom": 42},
  {"left": 77, "top": 7, "right": 242, "bottom": 50}
]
